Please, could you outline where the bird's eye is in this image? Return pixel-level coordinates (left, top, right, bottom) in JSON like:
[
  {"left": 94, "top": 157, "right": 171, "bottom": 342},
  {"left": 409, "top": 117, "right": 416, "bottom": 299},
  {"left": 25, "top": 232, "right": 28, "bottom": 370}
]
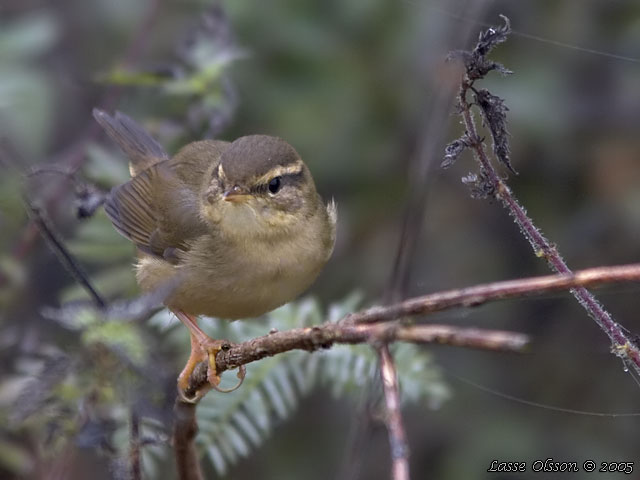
[{"left": 268, "top": 176, "right": 282, "bottom": 194}]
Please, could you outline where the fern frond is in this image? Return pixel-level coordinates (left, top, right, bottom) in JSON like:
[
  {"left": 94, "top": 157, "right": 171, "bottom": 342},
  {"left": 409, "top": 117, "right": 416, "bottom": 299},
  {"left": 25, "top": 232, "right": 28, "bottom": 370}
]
[
  {"left": 146, "top": 295, "right": 449, "bottom": 476},
  {"left": 41, "top": 293, "right": 449, "bottom": 477}
]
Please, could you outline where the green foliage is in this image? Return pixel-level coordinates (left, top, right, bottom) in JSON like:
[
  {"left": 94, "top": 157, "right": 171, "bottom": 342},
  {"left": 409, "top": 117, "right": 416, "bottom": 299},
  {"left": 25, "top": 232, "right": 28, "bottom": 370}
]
[
  {"left": 17, "top": 291, "right": 448, "bottom": 478},
  {"left": 0, "top": 11, "right": 59, "bottom": 157},
  {"left": 97, "top": 6, "right": 242, "bottom": 139},
  {"left": 81, "top": 319, "right": 148, "bottom": 367}
]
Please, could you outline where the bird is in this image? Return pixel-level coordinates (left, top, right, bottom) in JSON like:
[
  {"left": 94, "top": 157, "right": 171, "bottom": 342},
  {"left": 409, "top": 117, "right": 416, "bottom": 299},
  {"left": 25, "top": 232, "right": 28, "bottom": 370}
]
[{"left": 93, "top": 109, "right": 336, "bottom": 401}]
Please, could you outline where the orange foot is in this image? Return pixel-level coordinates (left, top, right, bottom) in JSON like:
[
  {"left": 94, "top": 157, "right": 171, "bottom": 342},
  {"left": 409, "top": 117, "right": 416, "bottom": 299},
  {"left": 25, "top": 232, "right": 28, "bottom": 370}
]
[{"left": 173, "top": 310, "right": 246, "bottom": 403}]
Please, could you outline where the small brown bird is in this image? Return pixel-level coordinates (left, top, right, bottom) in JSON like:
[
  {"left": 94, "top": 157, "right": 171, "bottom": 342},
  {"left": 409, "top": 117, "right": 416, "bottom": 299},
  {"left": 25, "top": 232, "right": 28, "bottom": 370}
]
[{"left": 93, "top": 109, "right": 336, "bottom": 400}]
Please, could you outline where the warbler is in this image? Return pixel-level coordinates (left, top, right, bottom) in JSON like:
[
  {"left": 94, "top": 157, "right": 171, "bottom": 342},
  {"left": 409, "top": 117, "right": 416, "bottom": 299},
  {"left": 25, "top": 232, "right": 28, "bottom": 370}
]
[{"left": 93, "top": 109, "right": 336, "bottom": 400}]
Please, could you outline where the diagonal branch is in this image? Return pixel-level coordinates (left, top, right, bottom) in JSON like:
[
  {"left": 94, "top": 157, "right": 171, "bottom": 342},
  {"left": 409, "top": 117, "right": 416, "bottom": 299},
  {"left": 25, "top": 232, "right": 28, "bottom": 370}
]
[
  {"left": 24, "top": 200, "right": 107, "bottom": 308},
  {"left": 348, "top": 263, "right": 640, "bottom": 324}
]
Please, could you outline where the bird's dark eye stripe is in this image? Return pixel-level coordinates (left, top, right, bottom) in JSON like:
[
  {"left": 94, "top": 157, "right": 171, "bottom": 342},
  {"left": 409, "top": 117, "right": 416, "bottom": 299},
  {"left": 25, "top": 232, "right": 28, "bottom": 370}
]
[
  {"left": 252, "top": 171, "right": 304, "bottom": 195},
  {"left": 279, "top": 171, "right": 304, "bottom": 184}
]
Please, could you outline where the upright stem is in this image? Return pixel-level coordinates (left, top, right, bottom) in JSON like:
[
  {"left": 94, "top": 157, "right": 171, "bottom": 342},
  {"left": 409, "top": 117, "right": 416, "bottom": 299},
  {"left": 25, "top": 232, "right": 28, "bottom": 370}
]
[
  {"left": 130, "top": 409, "right": 141, "bottom": 480},
  {"left": 458, "top": 81, "right": 640, "bottom": 375},
  {"left": 378, "top": 345, "right": 410, "bottom": 480},
  {"left": 173, "top": 400, "right": 204, "bottom": 480}
]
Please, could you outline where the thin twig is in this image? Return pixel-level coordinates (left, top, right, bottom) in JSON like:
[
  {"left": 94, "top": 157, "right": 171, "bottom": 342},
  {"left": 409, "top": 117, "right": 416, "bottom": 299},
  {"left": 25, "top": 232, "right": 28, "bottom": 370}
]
[
  {"left": 184, "top": 322, "right": 528, "bottom": 399},
  {"left": 349, "top": 263, "right": 640, "bottom": 324},
  {"left": 388, "top": 0, "right": 490, "bottom": 301},
  {"left": 451, "top": 18, "right": 640, "bottom": 376},
  {"left": 24, "top": 200, "right": 106, "bottom": 308},
  {"left": 130, "top": 409, "right": 142, "bottom": 480},
  {"left": 12, "top": 0, "right": 160, "bottom": 262},
  {"left": 381, "top": 6, "right": 491, "bottom": 479},
  {"left": 173, "top": 401, "right": 204, "bottom": 480},
  {"left": 378, "top": 345, "right": 410, "bottom": 480}
]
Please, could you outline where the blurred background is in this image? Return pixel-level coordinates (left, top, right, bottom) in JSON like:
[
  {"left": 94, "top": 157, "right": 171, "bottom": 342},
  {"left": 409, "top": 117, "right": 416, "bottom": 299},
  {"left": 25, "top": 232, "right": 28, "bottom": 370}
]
[{"left": 2, "top": 0, "right": 640, "bottom": 478}]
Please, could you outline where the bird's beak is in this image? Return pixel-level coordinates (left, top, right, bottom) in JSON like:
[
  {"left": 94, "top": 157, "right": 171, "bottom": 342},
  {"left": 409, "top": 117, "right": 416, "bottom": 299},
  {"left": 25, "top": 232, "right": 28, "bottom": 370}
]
[{"left": 223, "top": 185, "right": 251, "bottom": 203}]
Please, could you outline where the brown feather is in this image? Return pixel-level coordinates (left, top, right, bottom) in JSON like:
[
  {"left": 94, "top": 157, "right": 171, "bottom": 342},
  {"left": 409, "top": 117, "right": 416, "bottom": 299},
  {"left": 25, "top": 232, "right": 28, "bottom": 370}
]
[
  {"left": 105, "top": 164, "right": 209, "bottom": 258},
  {"left": 92, "top": 109, "right": 168, "bottom": 176}
]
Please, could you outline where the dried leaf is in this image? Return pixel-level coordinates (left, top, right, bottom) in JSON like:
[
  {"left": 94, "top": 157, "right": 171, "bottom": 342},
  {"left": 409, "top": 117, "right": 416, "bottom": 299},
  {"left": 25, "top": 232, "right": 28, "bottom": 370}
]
[
  {"left": 442, "top": 134, "right": 472, "bottom": 168},
  {"left": 447, "top": 15, "right": 513, "bottom": 81},
  {"left": 462, "top": 170, "right": 496, "bottom": 198},
  {"left": 474, "top": 89, "right": 515, "bottom": 173}
]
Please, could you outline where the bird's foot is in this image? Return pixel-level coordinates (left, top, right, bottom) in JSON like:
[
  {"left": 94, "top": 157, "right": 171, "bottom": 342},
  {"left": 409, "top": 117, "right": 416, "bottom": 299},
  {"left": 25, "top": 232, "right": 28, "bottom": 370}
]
[{"left": 177, "top": 337, "right": 246, "bottom": 403}]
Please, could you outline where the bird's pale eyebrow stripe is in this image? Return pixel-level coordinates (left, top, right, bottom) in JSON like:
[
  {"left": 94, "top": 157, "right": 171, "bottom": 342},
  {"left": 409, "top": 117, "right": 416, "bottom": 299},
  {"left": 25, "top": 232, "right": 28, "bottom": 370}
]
[{"left": 255, "top": 161, "right": 303, "bottom": 185}]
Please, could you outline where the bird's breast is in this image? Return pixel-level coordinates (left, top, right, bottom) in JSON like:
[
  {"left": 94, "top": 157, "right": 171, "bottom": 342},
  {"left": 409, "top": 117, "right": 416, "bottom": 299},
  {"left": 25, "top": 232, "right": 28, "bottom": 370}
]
[{"left": 136, "top": 224, "right": 330, "bottom": 319}]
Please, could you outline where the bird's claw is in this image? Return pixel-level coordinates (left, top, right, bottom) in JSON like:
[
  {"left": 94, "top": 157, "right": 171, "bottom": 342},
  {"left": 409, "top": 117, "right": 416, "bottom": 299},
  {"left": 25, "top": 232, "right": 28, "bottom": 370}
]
[
  {"left": 209, "top": 364, "right": 246, "bottom": 393},
  {"left": 177, "top": 337, "right": 246, "bottom": 402}
]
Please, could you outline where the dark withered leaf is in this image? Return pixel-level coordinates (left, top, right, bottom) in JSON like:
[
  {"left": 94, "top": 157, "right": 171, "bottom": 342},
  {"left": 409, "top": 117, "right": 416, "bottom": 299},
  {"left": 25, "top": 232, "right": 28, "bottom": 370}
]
[
  {"left": 468, "top": 59, "right": 512, "bottom": 81},
  {"left": 448, "top": 16, "right": 513, "bottom": 81},
  {"left": 442, "top": 134, "right": 472, "bottom": 168},
  {"left": 461, "top": 170, "right": 495, "bottom": 199},
  {"left": 75, "top": 184, "right": 106, "bottom": 219},
  {"left": 445, "top": 49, "right": 473, "bottom": 65},
  {"left": 475, "top": 15, "right": 511, "bottom": 57},
  {"left": 491, "top": 62, "right": 514, "bottom": 77},
  {"left": 474, "top": 89, "right": 515, "bottom": 173}
]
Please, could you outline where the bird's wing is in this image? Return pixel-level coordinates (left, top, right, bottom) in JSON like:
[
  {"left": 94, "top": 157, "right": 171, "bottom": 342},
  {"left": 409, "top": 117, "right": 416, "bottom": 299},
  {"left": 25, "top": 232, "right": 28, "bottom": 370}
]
[
  {"left": 93, "top": 109, "right": 169, "bottom": 176},
  {"left": 105, "top": 163, "right": 208, "bottom": 261}
]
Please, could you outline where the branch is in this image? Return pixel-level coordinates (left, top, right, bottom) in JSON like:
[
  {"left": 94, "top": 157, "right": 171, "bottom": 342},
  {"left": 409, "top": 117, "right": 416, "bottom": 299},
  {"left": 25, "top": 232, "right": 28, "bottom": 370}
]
[
  {"left": 184, "top": 322, "right": 528, "bottom": 399},
  {"left": 184, "top": 262, "right": 640, "bottom": 397},
  {"left": 378, "top": 345, "right": 409, "bottom": 480},
  {"left": 349, "top": 263, "right": 640, "bottom": 324},
  {"left": 448, "top": 16, "right": 640, "bottom": 377},
  {"left": 129, "top": 409, "right": 141, "bottom": 480},
  {"left": 173, "top": 400, "right": 204, "bottom": 480},
  {"left": 24, "top": 200, "right": 106, "bottom": 308}
]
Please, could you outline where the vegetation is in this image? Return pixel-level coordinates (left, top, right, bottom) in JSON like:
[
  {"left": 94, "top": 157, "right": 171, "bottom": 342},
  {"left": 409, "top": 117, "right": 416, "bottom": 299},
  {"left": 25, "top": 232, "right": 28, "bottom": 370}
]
[{"left": 2, "top": 1, "right": 640, "bottom": 479}]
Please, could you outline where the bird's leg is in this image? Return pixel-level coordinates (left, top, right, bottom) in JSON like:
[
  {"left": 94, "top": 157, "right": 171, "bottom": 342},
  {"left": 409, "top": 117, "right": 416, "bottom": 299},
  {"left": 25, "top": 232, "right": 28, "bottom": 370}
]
[{"left": 173, "top": 310, "right": 246, "bottom": 401}]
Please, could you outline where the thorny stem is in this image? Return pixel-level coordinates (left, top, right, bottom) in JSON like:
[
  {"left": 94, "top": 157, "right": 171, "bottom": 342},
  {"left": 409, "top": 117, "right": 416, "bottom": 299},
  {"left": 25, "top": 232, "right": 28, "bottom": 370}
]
[
  {"left": 378, "top": 345, "right": 410, "bottom": 480},
  {"left": 457, "top": 79, "right": 640, "bottom": 376}
]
